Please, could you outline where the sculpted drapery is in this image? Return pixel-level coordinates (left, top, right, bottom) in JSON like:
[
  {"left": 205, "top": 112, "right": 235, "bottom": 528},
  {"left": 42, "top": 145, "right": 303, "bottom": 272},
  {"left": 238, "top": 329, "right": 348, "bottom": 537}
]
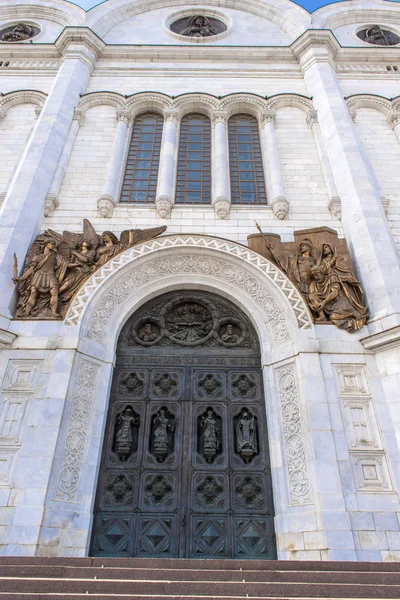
[{"left": 13, "top": 220, "right": 167, "bottom": 320}]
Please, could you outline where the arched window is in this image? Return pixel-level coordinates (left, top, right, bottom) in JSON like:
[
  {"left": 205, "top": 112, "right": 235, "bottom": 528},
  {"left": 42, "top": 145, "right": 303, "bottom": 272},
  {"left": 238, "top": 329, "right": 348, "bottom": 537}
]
[
  {"left": 176, "top": 113, "right": 211, "bottom": 204},
  {"left": 228, "top": 114, "right": 267, "bottom": 205},
  {"left": 120, "top": 113, "right": 163, "bottom": 204}
]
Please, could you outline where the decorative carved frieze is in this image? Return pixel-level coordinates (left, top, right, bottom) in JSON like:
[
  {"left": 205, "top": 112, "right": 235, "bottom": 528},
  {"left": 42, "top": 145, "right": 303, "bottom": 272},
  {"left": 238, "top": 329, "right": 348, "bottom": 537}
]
[
  {"left": 328, "top": 198, "right": 341, "bottom": 220},
  {"left": 12, "top": 219, "right": 167, "bottom": 320},
  {"left": 250, "top": 226, "right": 368, "bottom": 333},
  {"left": 55, "top": 359, "right": 100, "bottom": 502},
  {"left": 333, "top": 364, "right": 394, "bottom": 494},
  {"left": 213, "top": 197, "right": 230, "bottom": 220},
  {"left": 0, "top": 359, "right": 41, "bottom": 486},
  {"left": 275, "top": 363, "right": 312, "bottom": 506}
]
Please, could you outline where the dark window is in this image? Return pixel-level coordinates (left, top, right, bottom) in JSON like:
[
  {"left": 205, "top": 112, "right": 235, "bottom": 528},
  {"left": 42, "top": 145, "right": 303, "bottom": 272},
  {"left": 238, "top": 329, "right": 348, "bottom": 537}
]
[
  {"left": 120, "top": 113, "right": 163, "bottom": 204},
  {"left": 228, "top": 114, "right": 267, "bottom": 205},
  {"left": 176, "top": 114, "right": 211, "bottom": 204}
]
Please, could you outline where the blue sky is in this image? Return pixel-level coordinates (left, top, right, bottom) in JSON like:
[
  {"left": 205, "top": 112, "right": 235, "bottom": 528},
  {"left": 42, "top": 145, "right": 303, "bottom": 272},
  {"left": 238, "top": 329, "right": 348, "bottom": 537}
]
[{"left": 70, "top": 0, "right": 400, "bottom": 14}]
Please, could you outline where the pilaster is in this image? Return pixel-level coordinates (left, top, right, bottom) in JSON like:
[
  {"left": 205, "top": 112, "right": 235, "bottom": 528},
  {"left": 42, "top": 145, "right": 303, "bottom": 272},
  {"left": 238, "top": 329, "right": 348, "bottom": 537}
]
[
  {"left": 0, "top": 29, "right": 104, "bottom": 331},
  {"left": 97, "top": 109, "right": 132, "bottom": 218},
  {"left": 212, "top": 111, "right": 231, "bottom": 220},
  {"left": 260, "top": 110, "right": 289, "bottom": 220},
  {"left": 306, "top": 109, "right": 341, "bottom": 220},
  {"left": 155, "top": 109, "right": 179, "bottom": 219},
  {"left": 292, "top": 31, "right": 400, "bottom": 333}
]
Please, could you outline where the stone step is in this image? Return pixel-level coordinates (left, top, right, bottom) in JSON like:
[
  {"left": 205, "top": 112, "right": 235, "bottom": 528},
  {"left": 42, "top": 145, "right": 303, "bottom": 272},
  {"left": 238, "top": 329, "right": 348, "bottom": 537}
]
[
  {"left": 0, "top": 595, "right": 351, "bottom": 600},
  {"left": 1, "top": 577, "right": 400, "bottom": 598},
  {"left": 1, "top": 565, "right": 400, "bottom": 585},
  {"left": 0, "top": 558, "right": 399, "bottom": 572}
]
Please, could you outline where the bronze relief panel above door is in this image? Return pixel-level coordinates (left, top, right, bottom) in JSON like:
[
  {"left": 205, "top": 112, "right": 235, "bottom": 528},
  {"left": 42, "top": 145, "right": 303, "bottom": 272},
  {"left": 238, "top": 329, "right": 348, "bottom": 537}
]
[{"left": 90, "top": 291, "right": 276, "bottom": 559}]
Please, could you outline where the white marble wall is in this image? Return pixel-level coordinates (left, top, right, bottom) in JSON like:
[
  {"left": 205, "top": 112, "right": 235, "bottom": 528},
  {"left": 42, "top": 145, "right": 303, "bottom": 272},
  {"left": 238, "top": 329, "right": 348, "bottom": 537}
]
[{"left": 0, "top": 0, "right": 400, "bottom": 561}]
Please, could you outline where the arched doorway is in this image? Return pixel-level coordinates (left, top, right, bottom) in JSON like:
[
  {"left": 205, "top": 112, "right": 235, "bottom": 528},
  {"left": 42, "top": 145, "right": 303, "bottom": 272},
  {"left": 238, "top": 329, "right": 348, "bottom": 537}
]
[{"left": 90, "top": 290, "right": 276, "bottom": 559}]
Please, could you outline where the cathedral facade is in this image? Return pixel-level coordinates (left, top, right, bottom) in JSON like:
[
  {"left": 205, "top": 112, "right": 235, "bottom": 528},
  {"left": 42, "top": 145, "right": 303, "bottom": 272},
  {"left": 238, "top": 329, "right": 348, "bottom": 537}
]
[{"left": 0, "top": 0, "right": 400, "bottom": 561}]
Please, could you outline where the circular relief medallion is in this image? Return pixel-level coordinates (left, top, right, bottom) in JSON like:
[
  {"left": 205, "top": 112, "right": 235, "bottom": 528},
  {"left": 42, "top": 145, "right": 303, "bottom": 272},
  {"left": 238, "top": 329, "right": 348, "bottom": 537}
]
[
  {"left": 357, "top": 25, "right": 400, "bottom": 46},
  {"left": 170, "top": 15, "right": 227, "bottom": 39},
  {"left": 161, "top": 297, "right": 216, "bottom": 346},
  {"left": 0, "top": 22, "right": 40, "bottom": 42}
]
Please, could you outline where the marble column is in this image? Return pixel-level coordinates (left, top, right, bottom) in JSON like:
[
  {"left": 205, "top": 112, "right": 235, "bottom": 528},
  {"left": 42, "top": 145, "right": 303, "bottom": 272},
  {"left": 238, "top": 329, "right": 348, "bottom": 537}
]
[
  {"left": 212, "top": 111, "right": 231, "bottom": 219},
  {"left": 97, "top": 109, "right": 131, "bottom": 218},
  {"left": 306, "top": 109, "right": 341, "bottom": 220},
  {"left": 0, "top": 29, "right": 103, "bottom": 332},
  {"left": 292, "top": 31, "right": 400, "bottom": 331},
  {"left": 45, "top": 108, "right": 85, "bottom": 217},
  {"left": 155, "top": 110, "right": 179, "bottom": 219},
  {"left": 261, "top": 110, "right": 289, "bottom": 220}
]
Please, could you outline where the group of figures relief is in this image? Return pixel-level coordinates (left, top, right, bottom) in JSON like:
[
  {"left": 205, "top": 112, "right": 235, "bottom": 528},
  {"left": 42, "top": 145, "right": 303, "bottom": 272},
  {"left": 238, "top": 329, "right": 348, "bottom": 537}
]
[
  {"left": 252, "top": 225, "right": 368, "bottom": 333},
  {"left": 0, "top": 23, "right": 36, "bottom": 42},
  {"left": 115, "top": 406, "right": 175, "bottom": 463},
  {"left": 13, "top": 220, "right": 166, "bottom": 319},
  {"left": 114, "top": 405, "right": 258, "bottom": 464}
]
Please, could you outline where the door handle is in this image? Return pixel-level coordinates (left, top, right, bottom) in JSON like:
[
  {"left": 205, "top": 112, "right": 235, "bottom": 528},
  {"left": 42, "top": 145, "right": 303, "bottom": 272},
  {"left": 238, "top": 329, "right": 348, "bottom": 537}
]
[{"left": 181, "top": 514, "right": 185, "bottom": 527}]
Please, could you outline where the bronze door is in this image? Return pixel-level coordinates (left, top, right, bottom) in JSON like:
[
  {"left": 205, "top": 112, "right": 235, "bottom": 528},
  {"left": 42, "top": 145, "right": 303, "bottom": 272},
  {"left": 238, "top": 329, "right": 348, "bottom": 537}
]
[{"left": 91, "top": 292, "right": 276, "bottom": 559}]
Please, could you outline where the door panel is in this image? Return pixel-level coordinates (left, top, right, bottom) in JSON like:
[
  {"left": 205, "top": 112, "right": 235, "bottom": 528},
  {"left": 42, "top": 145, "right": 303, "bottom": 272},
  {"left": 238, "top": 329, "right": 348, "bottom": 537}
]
[{"left": 91, "top": 291, "right": 276, "bottom": 559}]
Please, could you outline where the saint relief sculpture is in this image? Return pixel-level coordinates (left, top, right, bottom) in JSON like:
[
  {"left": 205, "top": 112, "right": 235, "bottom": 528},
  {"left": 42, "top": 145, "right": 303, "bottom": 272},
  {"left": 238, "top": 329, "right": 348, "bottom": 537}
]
[
  {"left": 1, "top": 23, "right": 33, "bottom": 42},
  {"left": 308, "top": 243, "right": 368, "bottom": 333},
  {"left": 13, "top": 219, "right": 167, "bottom": 319},
  {"left": 251, "top": 224, "right": 368, "bottom": 333},
  {"left": 153, "top": 409, "right": 175, "bottom": 462},
  {"left": 180, "top": 16, "right": 216, "bottom": 37},
  {"left": 236, "top": 411, "right": 258, "bottom": 463},
  {"left": 200, "top": 409, "right": 220, "bottom": 463},
  {"left": 115, "top": 407, "right": 139, "bottom": 461}
]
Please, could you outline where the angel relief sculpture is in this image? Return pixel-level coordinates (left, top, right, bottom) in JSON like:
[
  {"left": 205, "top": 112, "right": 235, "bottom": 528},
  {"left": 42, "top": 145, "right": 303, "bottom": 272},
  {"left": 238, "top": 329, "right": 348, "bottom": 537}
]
[{"left": 13, "top": 220, "right": 167, "bottom": 319}]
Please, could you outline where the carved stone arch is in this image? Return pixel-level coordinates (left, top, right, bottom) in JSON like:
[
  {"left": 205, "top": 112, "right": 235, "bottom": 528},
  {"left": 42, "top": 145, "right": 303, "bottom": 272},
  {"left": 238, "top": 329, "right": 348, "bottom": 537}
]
[
  {"left": 0, "top": 90, "right": 47, "bottom": 116},
  {"left": 77, "top": 92, "right": 127, "bottom": 116},
  {"left": 392, "top": 96, "right": 400, "bottom": 112},
  {"left": 63, "top": 235, "right": 313, "bottom": 363},
  {"left": 125, "top": 92, "right": 173, "bottom": 118},
  {"left": 346, "top": 94, "right": 392, "bottom": 118},
  {"left": 0, "top": 0, "right": 84, "bottom": 28},
  {"left": 313, "top": 2, "right": 400, "bottom": 30},
  {"left": 220, "top": 94, "right": 269, "bottom": 120},
  {"left": 172, "top": 94, "right": 219, "bottom": 120},
  {"left": 87, "top": 0, "right": 309, "bottom": 41},
  {"left": 266, "top": 94, "right": 313, "bottom": 114}
]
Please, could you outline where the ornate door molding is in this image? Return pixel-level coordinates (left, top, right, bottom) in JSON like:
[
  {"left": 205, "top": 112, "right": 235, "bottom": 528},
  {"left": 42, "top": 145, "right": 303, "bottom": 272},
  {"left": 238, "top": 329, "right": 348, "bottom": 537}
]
[{"left": 90, "top": 291, "right": 276, "bottom": 559}]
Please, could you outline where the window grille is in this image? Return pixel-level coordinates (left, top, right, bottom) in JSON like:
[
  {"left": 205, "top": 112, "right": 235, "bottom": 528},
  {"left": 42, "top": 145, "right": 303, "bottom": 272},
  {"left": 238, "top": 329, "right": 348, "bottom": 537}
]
[
  {"left": 228, "top": 114, "right": 267, "bottom": 205},
  {"left": 120, "top": 113, "right": 163, "bottom": 204},
  {"left": 176, "top": 113, "right": 211, "bottom": 205}
]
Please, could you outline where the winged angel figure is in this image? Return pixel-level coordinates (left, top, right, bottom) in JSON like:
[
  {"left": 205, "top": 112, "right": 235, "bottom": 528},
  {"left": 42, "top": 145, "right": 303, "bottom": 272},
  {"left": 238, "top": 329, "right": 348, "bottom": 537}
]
[{"left": 14, "top": 220, "right": 166, "bottom": 319}]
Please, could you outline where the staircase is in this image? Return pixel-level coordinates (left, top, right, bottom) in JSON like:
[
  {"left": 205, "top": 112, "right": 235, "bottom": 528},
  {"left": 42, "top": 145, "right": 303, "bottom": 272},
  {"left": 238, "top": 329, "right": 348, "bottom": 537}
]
[{"left": 1, "top": 557, "right": 400, "bottom": 599}]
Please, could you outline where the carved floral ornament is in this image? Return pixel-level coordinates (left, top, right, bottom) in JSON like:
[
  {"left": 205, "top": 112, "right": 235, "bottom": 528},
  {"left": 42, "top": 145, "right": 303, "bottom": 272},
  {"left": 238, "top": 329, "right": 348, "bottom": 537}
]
[{"left": 61, "top": 234, "right": 313, "bottom": 344}]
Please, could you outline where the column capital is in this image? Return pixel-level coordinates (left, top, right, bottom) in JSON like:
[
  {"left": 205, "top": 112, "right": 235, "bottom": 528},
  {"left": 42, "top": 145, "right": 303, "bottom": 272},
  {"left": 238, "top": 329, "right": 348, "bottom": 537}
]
[
  {"left": 261, "top": 110, "right": 276, "bottom": 128},
  {"left": 387, "top": 111, "right": 400, "bottom": 129},
  {"left": 164, "top": 109, "right": 179, "bottom": 124},
  {"left": 306, "top": 109, "right": 318, "bottom": 128},
  {"left": 73, "top": 108, "right": 85, "bottom": 126},
  {"left": 212, "top": 110, "right": 228, "bottom": 127},
  {"left": 55, "top": 27, "right": 105, "bottom": 70},
  {"left": 116, "top": 109, "right": 132, "bottom": 125},
  {"left": 291, "top": 30, "right": 340, "bottom": 72}
]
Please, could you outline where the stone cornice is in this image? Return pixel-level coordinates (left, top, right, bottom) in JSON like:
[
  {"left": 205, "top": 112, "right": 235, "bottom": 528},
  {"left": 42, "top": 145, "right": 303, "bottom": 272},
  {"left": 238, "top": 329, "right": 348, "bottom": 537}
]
[
  {"left": 54, "top": 27, "right": 105, "bottom": 60},
  {"left": 291, "top": 30, "right": 340, "bottom": 70},
  {"left": 360, "top": 325, "right": 400, "bottom": 353}
]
